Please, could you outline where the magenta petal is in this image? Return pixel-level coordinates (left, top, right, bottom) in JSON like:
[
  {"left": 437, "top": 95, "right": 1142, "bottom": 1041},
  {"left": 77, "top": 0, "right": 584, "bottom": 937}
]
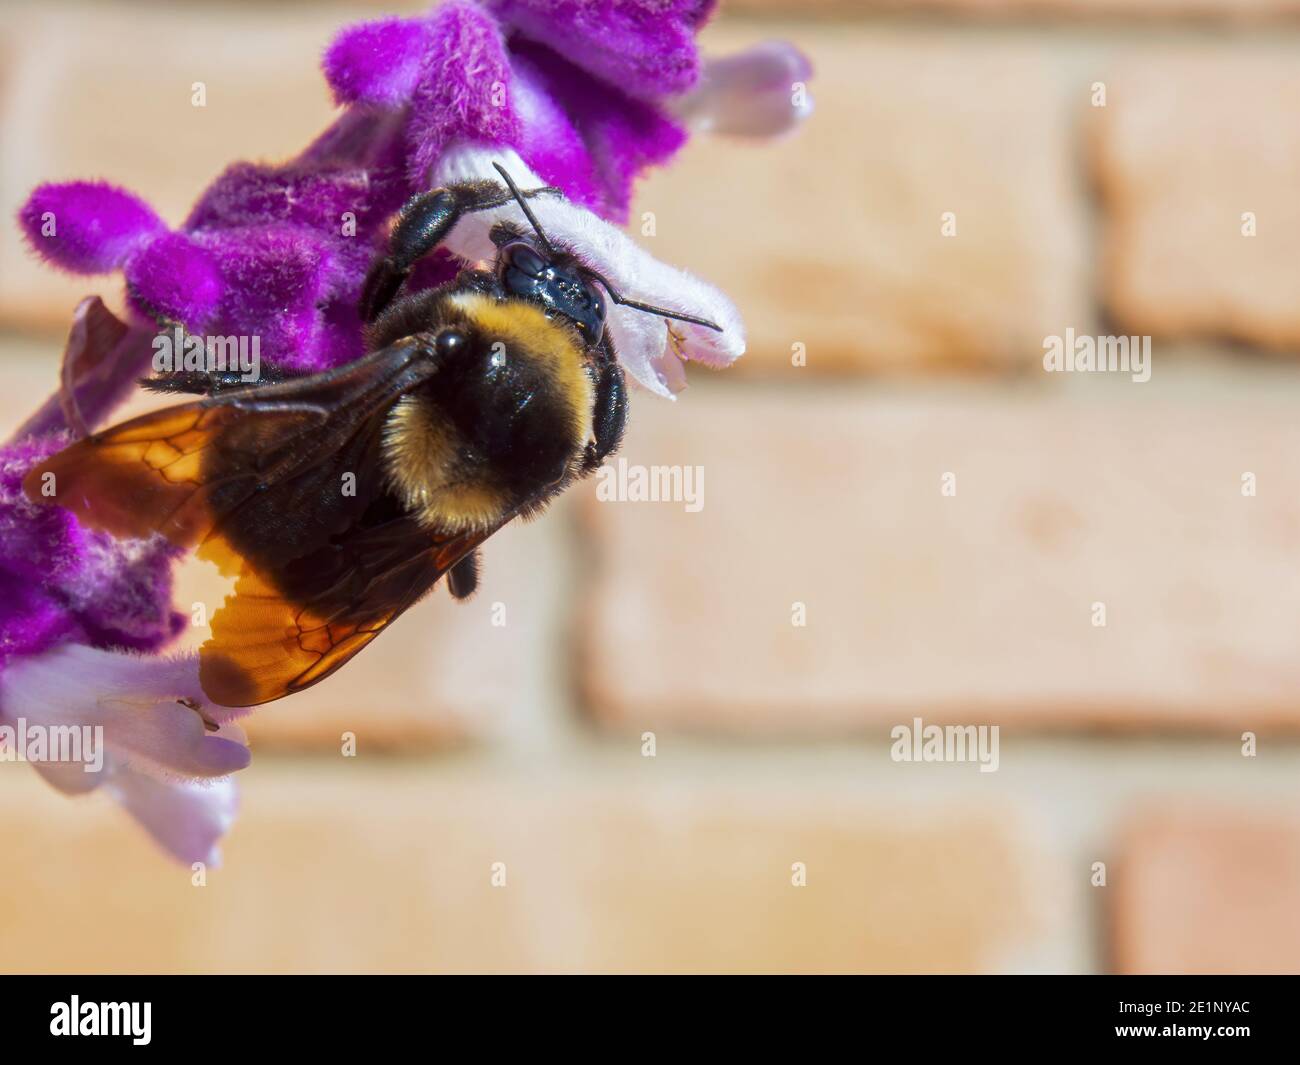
[
  {"left": 323, "top": 16, "right": 431, "bottom": 107},
  {"left": 1, "top": 435, "right": 183, "bottom": 666},
  {"left": 404, "top": 0, "right": 520, "bottom": 185},
  {"left": 125, "top": 233, "right": 224, "bottom": 327},
  {"left": 486, "top": 0, "right": 709, "bottom": 99},
  {"left": 18, "top": 180, "right": 164, "bottom": 275}
]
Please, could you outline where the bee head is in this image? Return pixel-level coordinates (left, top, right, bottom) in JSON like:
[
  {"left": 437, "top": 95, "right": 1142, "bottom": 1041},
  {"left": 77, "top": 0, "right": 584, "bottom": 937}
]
[
  {"left": 489, "top": 162, "right": 725, "bottom": 339},
  {"left": 494, "top": 238, "right": 607, "bottom": 344}
]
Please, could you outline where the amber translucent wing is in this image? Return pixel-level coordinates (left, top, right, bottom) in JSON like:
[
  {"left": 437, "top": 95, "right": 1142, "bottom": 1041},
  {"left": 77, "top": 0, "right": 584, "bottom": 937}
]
[
  {"left": 22, "top": 341, "right": 434, "bottom": 557},
  {"left": 199, "top": 521, "right": 496, "bottom": 706},
  {"left": 24, "top": 402, "right": 248, "bottom": 550},
  {"left": 21, "top": 340, "right": 492, "bottom": 706}
]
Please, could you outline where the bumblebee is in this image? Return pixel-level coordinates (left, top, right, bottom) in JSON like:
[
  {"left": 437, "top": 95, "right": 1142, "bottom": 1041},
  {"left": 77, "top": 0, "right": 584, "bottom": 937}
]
[{"left": 25, "top": 166, "right": 721, "bottom": 707}]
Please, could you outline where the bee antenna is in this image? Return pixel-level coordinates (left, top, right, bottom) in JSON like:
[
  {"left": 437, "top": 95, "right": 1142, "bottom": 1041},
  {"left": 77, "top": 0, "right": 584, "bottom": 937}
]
[
  {"left": 492, "top": 161, "right": 556, "bottom": 256},
  {"left": 585, "top": 270, "right": 724, "bottom": 333},
  {"left": 490, "top": 161, "right": 724, "bottom": 334}
]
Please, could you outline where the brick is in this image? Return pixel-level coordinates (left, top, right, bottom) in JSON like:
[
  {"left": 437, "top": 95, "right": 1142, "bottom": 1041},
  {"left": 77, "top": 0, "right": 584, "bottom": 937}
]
[
  {"left": 1112, "top": 806, "right": 1300, "bottom": 974},
  {"left": 579, "top": 373, "right": 1300, "bottom": 733},
  {"left": 0, "top": 4, "right": 340, "bottom": 331},
  {"left": 0, "top": 764, "right": 1050, "bottom": 973},
  {"left": 1091, "top": 48, "right": 1300, "bottom": 349},
  {"left": 633, "top": 22, "right": 1089, "bottom": 375},
  {"left": 0, "top": 337, "right": 561, "bottom": 752}
]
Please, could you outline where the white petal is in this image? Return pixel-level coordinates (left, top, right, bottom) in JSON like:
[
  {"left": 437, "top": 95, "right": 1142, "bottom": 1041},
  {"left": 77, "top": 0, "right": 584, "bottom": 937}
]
[{"left": 431, "top": 145, "right": 745, "bottom": 397}]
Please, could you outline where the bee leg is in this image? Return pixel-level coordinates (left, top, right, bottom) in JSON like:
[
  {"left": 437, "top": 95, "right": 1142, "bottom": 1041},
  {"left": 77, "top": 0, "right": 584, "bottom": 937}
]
[
  {"left": 360, "top": 182, "right": 562, "bottom": 323},
  {"left": 139, "top": 368, "right": 283, "bottom": 397},
  {"left": 446, "top": 549, "right": 480, "bottom": 601},
  {"left": 136, "top": 316, "right": 283, "bottom": 396},
  {"left": 583, "top": 360, "right": 628, "bottom": 472},
  {"left": 177, "top": 697, "right": 220, "bottom": 733}
]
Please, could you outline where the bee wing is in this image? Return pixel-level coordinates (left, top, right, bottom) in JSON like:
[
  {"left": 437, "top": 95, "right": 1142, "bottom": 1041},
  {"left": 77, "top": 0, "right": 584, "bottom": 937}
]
[
  {"left": 201, "top": 514, "right": 498, "bottom": 707},
  {"left": 22, "top": 339, "right": 497, "bottom": 707},
  {"left": 23, "top": 339, "right": 437, "bottom": 555}
]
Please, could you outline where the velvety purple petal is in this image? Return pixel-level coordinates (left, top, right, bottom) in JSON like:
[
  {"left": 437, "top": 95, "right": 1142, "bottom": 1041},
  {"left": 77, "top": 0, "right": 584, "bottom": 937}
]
[
  {"left": 124, "top": 232, "right": 224, "bottom": 326},
  {"left": 186, "top": 159, "right": 406, "bottom": 238},
  {"left": 0, "top": 571, "right": 77, "bottom": 667},
  {"left": 509, "top": 53, "right": 603, "bottom": 211},
  {"left": 198, "top": 226, "right": 336, "bottom": 371},
  {"left": 486, "top": 0, "right": 713, "bottom": 99},
  {"left": 0, "top": 435, "right": 85, "bottom": 665},
  {"left": 18, "top": 180, "right": 164, "bottom": 274},
  {"left": 510, "top": 39, "right": 687, "bottom": 221},
  {"left": 405, "top": 0, "right": 520, "bottom": 186},
  {"left": 323, "top": 16, "right": 432, "bottom": 107},
  {"left": 0, "top": 433, "right": 71, "bottom": 565},
  {"left": 62, "top": 536, "right": 187, "bottom": 654},
  {"left": 294, "top": 107, "right": 412, "bottom": 194}
]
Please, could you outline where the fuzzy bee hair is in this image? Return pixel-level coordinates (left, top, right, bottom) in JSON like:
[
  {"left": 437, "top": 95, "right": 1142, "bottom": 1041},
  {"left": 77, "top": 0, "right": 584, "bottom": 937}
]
[{"left": 380, "top": 291, "right": 595, "bottom": 534}]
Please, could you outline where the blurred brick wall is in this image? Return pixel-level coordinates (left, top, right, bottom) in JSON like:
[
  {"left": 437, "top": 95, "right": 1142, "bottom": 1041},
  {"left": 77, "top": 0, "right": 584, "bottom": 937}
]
[{"left": 2, "top": 0, "right": 1300, "bottom": 973}]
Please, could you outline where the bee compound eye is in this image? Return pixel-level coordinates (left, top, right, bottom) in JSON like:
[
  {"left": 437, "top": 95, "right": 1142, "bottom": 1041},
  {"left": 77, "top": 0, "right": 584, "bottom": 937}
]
[
  {"left": 505, "top": 243, "right": 546, "bottom": 279},
  {"left": 435, "top": 329, "right": 467, "bottom": 359}
]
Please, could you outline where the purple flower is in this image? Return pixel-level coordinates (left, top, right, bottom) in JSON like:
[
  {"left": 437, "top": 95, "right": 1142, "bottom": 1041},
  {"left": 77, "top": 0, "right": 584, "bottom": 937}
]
[
  {"left": 18, "top": 0, "right": 811, "bottom": 383},
  {"left": 5, "top": 1, "right": 811, "bottom": 863}
]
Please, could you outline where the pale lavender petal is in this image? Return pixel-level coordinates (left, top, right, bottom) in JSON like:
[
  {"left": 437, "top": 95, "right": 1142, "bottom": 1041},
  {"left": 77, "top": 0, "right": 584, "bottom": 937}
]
[
  {"left": 0, "top": 645, "right": 251, "bottom": 782},
  {"left": 29, "top": 757, "right": 101, "bottom": 796},
  {"left": 670, "top": 42, "right": 814, "bottom": 138},
  {"left": 107, "top": 773, "right": 239, "bottom": 867}
]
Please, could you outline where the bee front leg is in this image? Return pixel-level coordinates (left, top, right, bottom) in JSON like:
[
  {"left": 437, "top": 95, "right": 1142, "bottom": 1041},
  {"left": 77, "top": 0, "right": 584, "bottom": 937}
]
[
  {"left": 360, "top": 181, "right": 561, "bottom": 323},
  {"left": 446, "top": 549, "right": 480, "bottom": 600},
  {"left": 136, "top": 319, "right": 286, "bottom": 396},
  {"left": 583, "top": 360, "right": 628, "bottom": 472},
  {"left": 140, "top": 366, "right": 289, "bottom": 397}
]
